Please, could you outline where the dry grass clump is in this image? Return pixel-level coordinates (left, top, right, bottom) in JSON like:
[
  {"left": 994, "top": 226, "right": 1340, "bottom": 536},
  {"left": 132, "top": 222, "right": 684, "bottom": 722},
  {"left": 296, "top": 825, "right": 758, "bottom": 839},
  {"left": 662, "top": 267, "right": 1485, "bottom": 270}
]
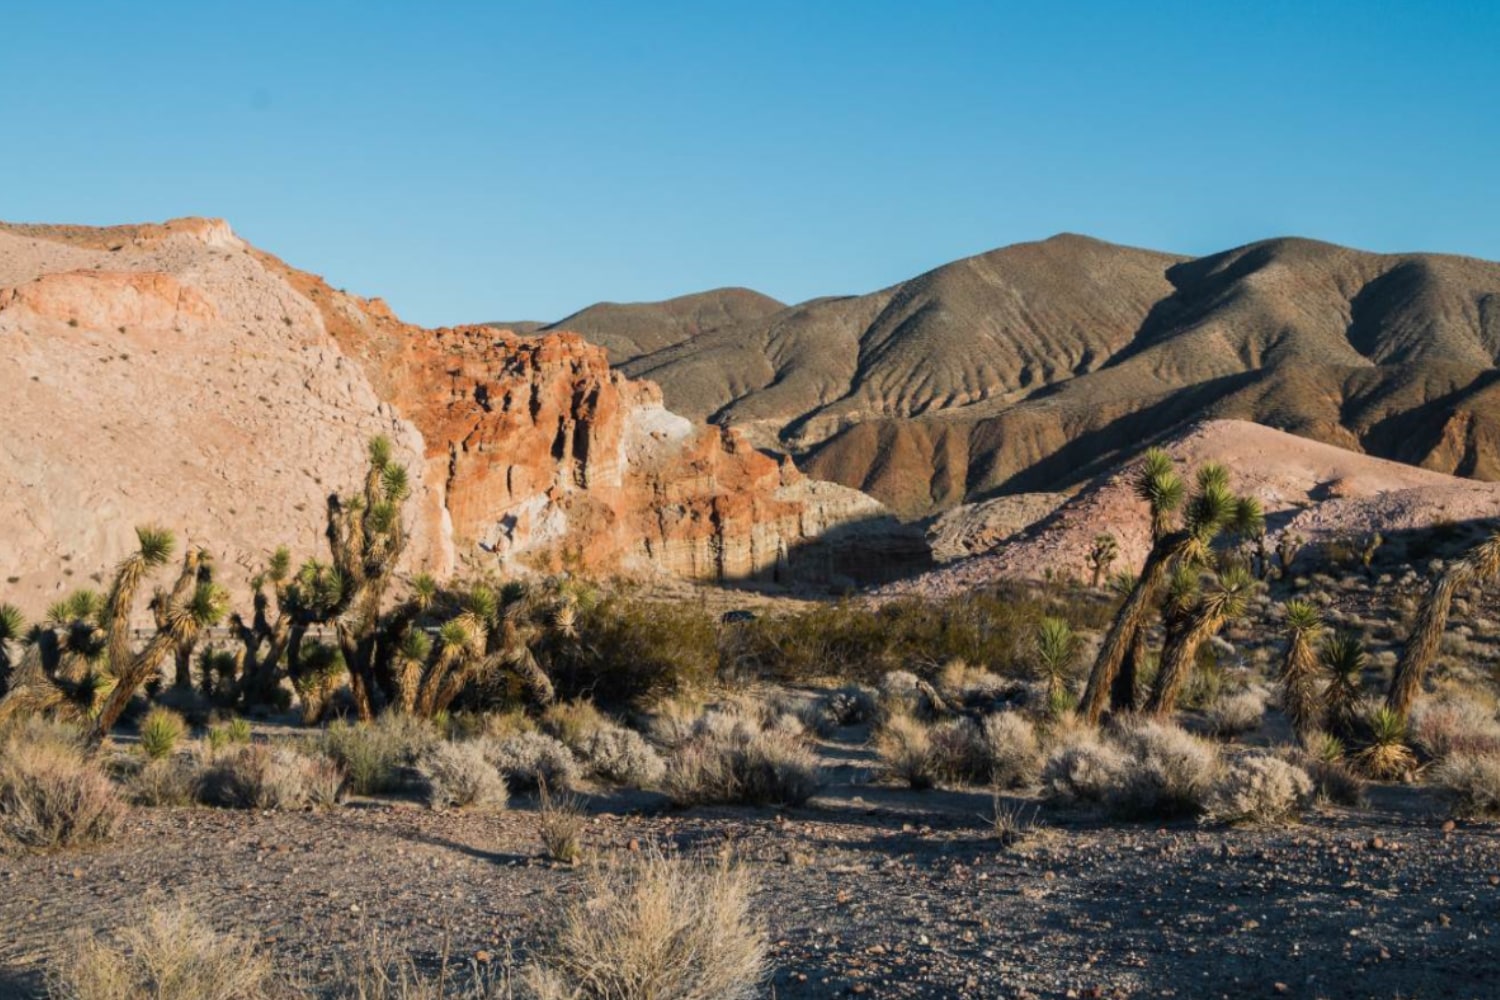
[
  {"left": 1206, "top": 688, "right": 1268, "bottom": 738},
  {"left": 195, "top": 744, "right": 345, "bottom": 810},
  {"left": 537, "top": 782, "right": 586, "bottom": 863},
  {"left": 417, "top": 740, "right": 507, "bottom": 810},
  {"left": 990, "top": 795, "right": 1043, "bottom": 847},
  {"left": 1202, "top": 754, "right": 1315, "bottom": 825},
  {"left": 127, "top": 758, "right": 197, "bottom": 807},
  {"left": 49, "top": 903, "right": 273, "bottom": 1000},
  {"left": 873, "top": 712, "right": 938, "bottom": 789},
  {"left": 645, "top": 693, "right": 706, "bottom": 750},
  {"left": 320, "top": 714, "right": 437, "bottom": 796},
  {"left": 877, "top": 670, "right": 946, "bottom": 721},
  {"left": 524, "top": 850, "right": 767, "bottom": 1000},
  {"left": 483, "top": 732, "right": 581, "bottom": 794},
  {"left": 664, "top": 719, "right": 821, "bottom": 807},
  {"left": 1432, "top": 752, "right": 1500, "bottom": 817},
  {"left": 0, "top": 724, "right": 125, "bottom": 849},
  {"left": 540, "top": 699, "right": 610, "bottom": 753},
  {"left": 983, "top": 712, "right": 1043, "bottom": 789},
  {"left": 139, "top": 706, "right": 188, "bottom": 760},
  {"left": 1411, "top": 696, "right": 1500, "bottom": 761}
]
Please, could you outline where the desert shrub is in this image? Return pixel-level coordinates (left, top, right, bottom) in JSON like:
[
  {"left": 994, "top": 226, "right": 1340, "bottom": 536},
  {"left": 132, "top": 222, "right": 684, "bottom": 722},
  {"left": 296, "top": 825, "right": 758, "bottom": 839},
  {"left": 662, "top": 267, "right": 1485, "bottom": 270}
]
[
  {"left": 537, "top": 782, "right": 586, "bottom": 863},
  {"left": 929, "top": 717, "right": 993, "bottom": 785},
  {"left": 483, "top": 732, "right": 581, "bottom": 793},
  {"left": 802, "top": 684, "right": 879, "bottom": 735},
  {"left": 541, "top": 699, "right": 611, "bottom": 753},
  {"left": 524, "top": 850, "right": 766, "bottom": 1000},
  {"left": 991, "top": 795, "right": 1043, "bottom": 847},
  {"left": 0, "top": 732, "right": 125, "bottom": 849},
  {"left": 937, "top": 660, "right": 1009, "bottom": 708},
  {"left": 138, "top": 707, "right": 187, "bottom": 760},
  {"left": 319, "top": 714, "right": 437, "bottom": 795},
  {"left": 1042, "top": 727, "right": 1129, "bottom": 803},
  {"left": 1207, "top": 688, "right": 1268, "bottom": 738},
  {"left": 664, "top": 728, "right": 821, "bottom": 807},
  {"left": 481, "top": 707, "right": 540, "bottom": 740},
  {"left": 983, "top": 712, "right": 1043, "bottom": 789},
  {"left": 1203, "top": 754, "right": 1315, "bottom": 825},
  {"left": 1432, "top": 753, "right": 1500, "bottom": 817},
  {"left": 1412, "top": 697, "right": 1500, "bottom": 761},
  {"left": 195, "top": 745, "right": 344, "bottom": 810},
  {"left": 877, "top": 670, "right": 946, "bottom": 721},
  {"left": 732, "top": 586, "right": 1111, "bottom": 685},
  {"left": 127, "top": 758, "right": 197, "bottom": 807},
  {"left": 547, "top": 596, "right": 719, "bottom": 704},
  {"left": 873, "top": 712, "right": 938, "bottom": 789},
  {"left": 417, "top": 741, "right": 507, "bottom": 810},
  {"left": 1106, "top": 719, "right": 1220, "bottom": 818},
  {"left": 49, "top": 903, "right": 272, "bottom": 1000},
  {"left": 645, "top": 693, "right": 707, "bottom": 750},
  {"left": 580, "top": 725, "right": 665, "bottom": 788}
]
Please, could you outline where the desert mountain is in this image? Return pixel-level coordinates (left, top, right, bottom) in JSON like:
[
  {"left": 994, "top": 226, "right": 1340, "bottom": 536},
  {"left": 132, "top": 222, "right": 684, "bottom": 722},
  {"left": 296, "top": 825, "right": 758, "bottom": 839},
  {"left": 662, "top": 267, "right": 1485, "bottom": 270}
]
[
  {"left": 0, "top": 218, "right": 900, "bottom": 618},
  {"left": 507, "top": 235, "right": 1500, "bottom": 517}
]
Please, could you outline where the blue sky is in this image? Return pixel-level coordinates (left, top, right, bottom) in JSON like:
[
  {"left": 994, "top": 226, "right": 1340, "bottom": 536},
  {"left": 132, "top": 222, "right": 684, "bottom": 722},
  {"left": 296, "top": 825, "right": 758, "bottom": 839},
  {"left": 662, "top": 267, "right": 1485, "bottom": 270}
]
[{"left": 4, "top": 2, "right": 1497, "bottom": 326}]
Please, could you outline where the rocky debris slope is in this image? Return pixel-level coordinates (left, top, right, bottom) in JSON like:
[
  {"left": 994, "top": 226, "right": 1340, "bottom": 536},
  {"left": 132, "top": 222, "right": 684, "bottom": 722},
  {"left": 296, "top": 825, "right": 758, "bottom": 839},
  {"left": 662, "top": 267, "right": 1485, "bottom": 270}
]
[
  {"left": 882, "top": 419, "right": 1500, "bottom": 596},
  {"left": 0, "top": 218, "right": 904, "bottom": 617},
  {"left": 524, "top": 235, "right": 1500, "bottom": 517}
]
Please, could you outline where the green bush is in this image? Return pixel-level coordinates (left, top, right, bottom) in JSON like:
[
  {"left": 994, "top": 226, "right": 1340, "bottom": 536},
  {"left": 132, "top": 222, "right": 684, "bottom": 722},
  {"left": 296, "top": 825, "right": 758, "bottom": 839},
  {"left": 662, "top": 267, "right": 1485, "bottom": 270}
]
[
  {"left": 547, "top": 596, "right": 719, "bottom": 704},
  {"left": 139, "top": 707, "right": 187, "bottom": 761}
]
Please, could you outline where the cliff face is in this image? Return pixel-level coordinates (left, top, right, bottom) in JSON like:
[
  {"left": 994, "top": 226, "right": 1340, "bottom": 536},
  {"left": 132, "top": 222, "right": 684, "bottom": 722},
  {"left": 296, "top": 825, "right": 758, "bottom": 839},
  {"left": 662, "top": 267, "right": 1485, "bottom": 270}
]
[
  {"left": 0, "top": 217, "right": 896, "bottom": 616},
  {"left": 254, "top": 247, "right": 897, "bottom": 581}
]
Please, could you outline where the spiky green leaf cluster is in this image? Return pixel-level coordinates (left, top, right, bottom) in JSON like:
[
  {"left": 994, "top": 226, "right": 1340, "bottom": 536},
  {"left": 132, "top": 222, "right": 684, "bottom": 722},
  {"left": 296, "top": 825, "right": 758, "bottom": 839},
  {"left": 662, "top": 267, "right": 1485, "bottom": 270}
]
[
  {"left": 380, "top": 463, "right": 410, "bottom": 503},
  {"left": 0, "top": 603, "right": 24, "bottom": 643},
  {"left": 368, "top": 435, "right": 393, "bottom": 471},
  {"left": 134, "top": 525, "right": 176, "bottom": 567},
  {"left": 1133, "top": 448, "right": 1185, "bottom": 514}
]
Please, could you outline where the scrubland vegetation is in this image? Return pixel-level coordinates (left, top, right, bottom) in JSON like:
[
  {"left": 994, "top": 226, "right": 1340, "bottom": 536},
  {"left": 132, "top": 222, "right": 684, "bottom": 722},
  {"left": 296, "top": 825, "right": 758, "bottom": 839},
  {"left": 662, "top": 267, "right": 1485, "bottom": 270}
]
[{"left": 6, "top": 438, "right": 1500, "bottom": 997}]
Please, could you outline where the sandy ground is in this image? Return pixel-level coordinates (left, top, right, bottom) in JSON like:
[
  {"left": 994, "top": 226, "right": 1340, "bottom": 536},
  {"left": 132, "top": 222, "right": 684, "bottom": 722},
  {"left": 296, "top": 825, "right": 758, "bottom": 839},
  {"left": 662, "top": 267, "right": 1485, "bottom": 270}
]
[{"left": 3, "top": 727, "right": 1498, "bottom": 1000}]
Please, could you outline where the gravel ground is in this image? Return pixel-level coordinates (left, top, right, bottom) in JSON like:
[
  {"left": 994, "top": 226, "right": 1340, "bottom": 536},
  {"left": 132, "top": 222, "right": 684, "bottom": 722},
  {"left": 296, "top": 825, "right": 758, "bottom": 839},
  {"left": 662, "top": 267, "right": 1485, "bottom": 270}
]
[{"left": 3, "top": 777, "right": 1497, "bottom": 1000}]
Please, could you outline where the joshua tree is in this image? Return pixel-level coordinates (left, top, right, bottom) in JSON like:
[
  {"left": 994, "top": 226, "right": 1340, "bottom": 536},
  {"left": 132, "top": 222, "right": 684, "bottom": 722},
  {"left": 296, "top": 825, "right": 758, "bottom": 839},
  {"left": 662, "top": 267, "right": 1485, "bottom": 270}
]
[
  {"left": 0, "top": 604, "right": 26, "bottom": 698},
  {"left": 1080, "top": 455, "right": 1242, "bottom": 724},
  {"left": 1320, "top": 630, "right": 1366, "bottom": 740},
  {"left": 152, "top": 552, "right": 214, "bottom": 689},
  {"left": 1387, "top": 528, "right": 1500, "bottom": 722},
  {"left": 92, "top": 563, "right": 227, "bottom": 739},
  {"left": 1145, "top": 564, "right": 1256, "bottom": 716},
  {"left": 1278, "top": 599, "right": 1325, "bottom": 745},
  {"left": 103, "top": 526, "right": 175, "bottom": 680},
  {"left": 1087, "top": 534, "right": 1119, "bottom": 589},
  {"left": 1230, "top": 496, "right": 1265, "bottom": 574},
  {"left": 1359, "top": 531, "right": 1384, "bottom": 578},
  {"left": 1032, "top": 616, "right": 1080, "bottom": 716}
]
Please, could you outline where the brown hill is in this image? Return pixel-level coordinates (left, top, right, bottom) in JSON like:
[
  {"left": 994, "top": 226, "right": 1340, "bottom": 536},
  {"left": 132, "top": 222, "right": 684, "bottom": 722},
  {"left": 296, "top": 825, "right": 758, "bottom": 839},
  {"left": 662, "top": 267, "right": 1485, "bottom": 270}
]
[
  {"left": 881, "top": 419, "right": 1500, "bottom": 597},
  {"left": 0, "top": 218, "right": 898, "bottom": 618},
  {"left": 511, "top": 236, "right": 1500, "bottom": 517}
]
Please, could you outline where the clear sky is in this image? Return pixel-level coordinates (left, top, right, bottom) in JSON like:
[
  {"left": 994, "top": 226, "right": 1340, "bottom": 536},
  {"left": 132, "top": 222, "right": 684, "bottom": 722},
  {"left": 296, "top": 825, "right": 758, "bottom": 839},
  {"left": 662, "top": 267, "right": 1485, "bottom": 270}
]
[{"left": 4, "top": 2, "right": 1498, "bottom": 326}]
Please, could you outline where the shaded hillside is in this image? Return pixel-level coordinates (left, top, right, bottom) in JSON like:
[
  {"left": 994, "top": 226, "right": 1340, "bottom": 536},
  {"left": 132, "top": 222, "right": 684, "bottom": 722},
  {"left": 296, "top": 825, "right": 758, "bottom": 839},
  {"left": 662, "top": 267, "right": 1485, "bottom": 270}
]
[{"left": 510, "top": 235, "right": 1500, "bottom": 516}]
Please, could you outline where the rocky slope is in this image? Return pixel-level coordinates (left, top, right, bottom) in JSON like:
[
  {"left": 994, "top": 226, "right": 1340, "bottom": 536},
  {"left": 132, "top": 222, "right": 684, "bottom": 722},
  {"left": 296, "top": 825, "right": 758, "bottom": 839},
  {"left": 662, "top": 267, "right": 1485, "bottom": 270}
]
[
  {"left": 515, "top": 235, "right": 1500, "bottom": 517},
  {"left": 0, "top": 218, "right": 903, "bottom": 617},
  {"left": 881, "top": 419, "right": 1500, "bottom": 596}
]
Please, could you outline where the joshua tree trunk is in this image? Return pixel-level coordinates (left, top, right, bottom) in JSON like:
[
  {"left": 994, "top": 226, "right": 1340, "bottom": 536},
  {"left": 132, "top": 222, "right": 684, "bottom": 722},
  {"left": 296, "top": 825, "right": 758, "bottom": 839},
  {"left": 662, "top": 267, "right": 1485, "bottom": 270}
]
[
  {"left": 1387, "top": 570, "right": 1464, "bottom": 722},
  {"left": 1080, "top": 537, "right": 1179, "bottom": 724},
  {"left": 1145, "top": 615, "right": 1214, "bottom": 716},
  {"left": 1388, "top": 531, "right": 1500, "bottom": 721},
  {"left": 1110, "top": 626, "right": 1147, "bottom": 713}
]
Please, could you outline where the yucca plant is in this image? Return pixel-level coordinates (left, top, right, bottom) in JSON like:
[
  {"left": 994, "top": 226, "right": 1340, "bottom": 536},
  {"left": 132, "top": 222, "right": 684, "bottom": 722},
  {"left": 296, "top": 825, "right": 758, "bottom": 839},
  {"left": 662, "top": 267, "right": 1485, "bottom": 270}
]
[
  {"left": 139, "top": 707, "right": 186, "bottom": 760},
  {"left": 1320, "top": 631, "right": 1366, "bottom": 740},
  {"left": 1033, "top": 616, "right": 1080, "bottom": 716},
  {"left": 1357, "top": 706, "right": 1416, "bottom": 780},
  {"left": 1278, "top": 600, "right": 1325, "bottom": 745},
  {"left": 1312, "top": 730, "right": 1346, "bottom": 764},
  {"left": 104, "top": 526, "right": 175, "bottom": 678},
  {"left": 0, "top": 603, "right": 24, "bottom": 697}
]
